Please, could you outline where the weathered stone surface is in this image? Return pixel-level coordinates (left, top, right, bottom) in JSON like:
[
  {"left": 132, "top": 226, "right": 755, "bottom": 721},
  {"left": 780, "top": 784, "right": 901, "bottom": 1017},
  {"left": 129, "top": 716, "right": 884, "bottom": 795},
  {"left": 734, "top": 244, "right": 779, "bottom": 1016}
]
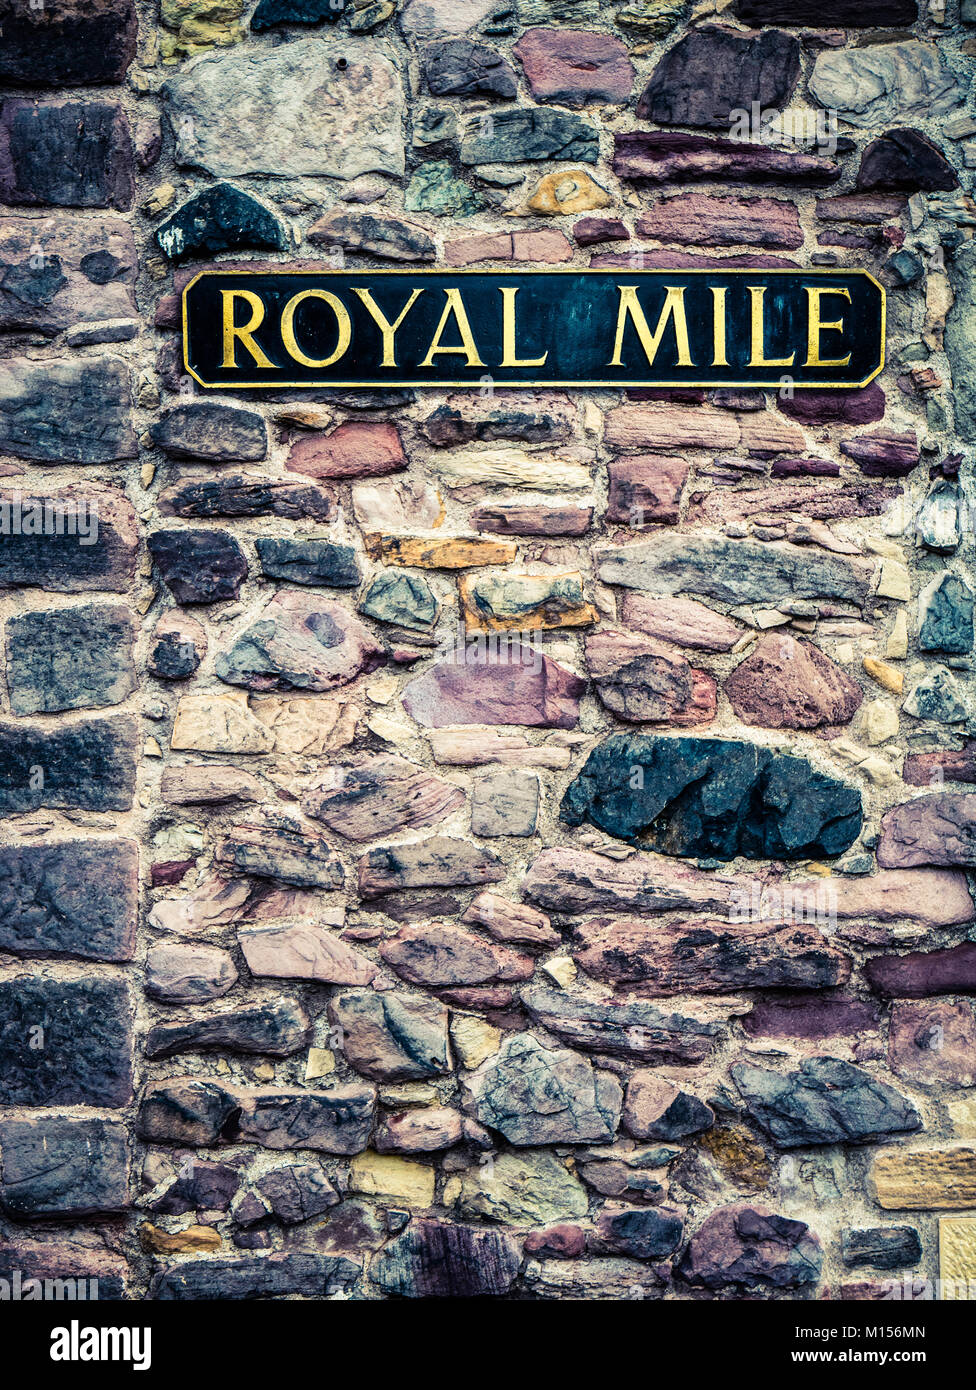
[
  {"left": 237, "top": 1085, "right": 375, "bottom": 1153},
  {"left": 574, "top": 917, "right": 849, "bottom": 995},
  {"left": 216, "top": 592, "right": 385, "bottom": 690},
  {"left": 137, "top": 1076, "right": 241, "bottom": 1146},
  {"left": 452, "top": 1149, "right": 587, "bottom": 1225},
  {"left": 677, "top": 1204, "right": 822, "bottom": 1291},
  {"left": 472, "top": 503, "right": 593, "bottom": 537},
  {"left": 428, "top": 728, "right": 574, "bottom": 769},
  {"left": 597, "top": 534, "right": 869, "bottom": 608},
  {"left": 522, "top": 985, "right": 721, "bottom": 1065},
  {"left": 561, "top": 734, "right": 862, "bottom": 860},
  {"left": 371, "top": 1220, "right": 520, "bottom": 1298},
  {"left": 358, "top": 836, "right": 503, "bottom": 899},
  {"left": 842, "top": 1226, "right": 922, "bottom": 1271},
  {"left": 460, "top": 107, "right": 599, "bottom": 165},
  {"left": 359, "top": 571, "right": 438, "bottom": 630},
  {"left": 423, "top": 39, "right": 516, "bottom": 98},
  {"left": 743, "top": 996, "right": 882, "bottom": 1040},
  {"left": 0, "top": 715, "right": 137, "bottom": 813},
  {"left": 523, "top": 1256, "right": 663, "bottom": 1300},
  {"left": 606, "top": 454, "right": 688, "bottom": 524},
  {"left": 0, "top": 976, "right": 131, "bottom": 1107},
  {"left": 596, "top": 1204, "right": 684, "bottom": 1259},
  {"left": 947, "top": 239, "right": 976, "bottom": 445},
  {"left": 239, "top": 922, "right": 375, "bottom": 986},
  {"left": 163, "top": 38, "right": 405, "bottom": 178},
  {"left": 159, "top": 474, "right": 335, "bottom": 521},
  {"left": 6, "top": 603, "right": 135, "bottom": 714},
  {"left": 877, "top": 793, "right": 976, "bottom": 869},
  {"left": 151, "top": 403, "right": 267, "bottom": 461},
  {"left": 329, "top": 990, "right": 450, "bottom": 1081},
  {"left": 287, "top": 422, "right": 406, "bottom": 480},
  {"left": 366, "top": 533, "right": 517, "bottom": 570},
  {"left": 614, "top": 131, "right": 839, "bottom": 185},
  {"left": 149, "top": 610, "right": 206, "bottom": 681},
  {"left": 735, "top": 0, "right": 916, "bottom": 21},
  {"left": 904, "top": 743, "right": 976, "bottom": 787},
  {"left": 146, "top": 943, "right": 238, "bottom": 1003},
  {"left": 470, "top": 767, "right": 539, "bottom": 837},
  {"left": 0, "top": 356, "right": 134, "bottom": 463},
  {"left": 866, "top": 942, "right": 976, "bottom": 998},
  {"left": 0, "top": 100, "right": 133, "bottom": 208},
  {"left": 153, "top": 1253, "right": 359, "bottom": 1299},
  {"left": 586, "top": 629, "right": 716, "bottom": 727},
  {"left": 215, "top": 823, "right": 344, "bottom": 889},
  {"left": 725, "top": 634, "right": 863, "bottom": 731},
  {"left": 620, "top": 594, "right": 740, "bottom": 652},
  {"left": 308, "top": 209, "right": 435, "bottom": 262},
  {"left": 873, "top": 1148, "right": 976, "bottom": 1210},
  {"left": 841, "top": 429, "right": 919, "bottom": 477},
  {"left": 0, "top": 840, "right": 137, "bottom": 962},
  {"left": 462, "top": 892, "right": 558, "bottom": 949},
  {"left": 524, "top": 846, "right": 734, "bottom": 917},
  {"left": 160, "top": 764, "right": 265, "bottom": 805},
  {"left": 514, "top": 29, "right": 633, "bottom": 105},
  {"left": 432, "top": 447, "right": 591, "bottom": 490},
  {"left": 464, "top": 1033, "right": 622, "bottom": 1145},
  {"left": 254, "top": 1163, "right": 339, "bottom": 1225},
  {"left": 0, "top": 1241, "right": 127, "bottom": 1299},
  {"left": 375, "top": 1107, "right": 463, "bottom": 1154},
  {"left": 903, "top": 666, "right": 969, "bottom": 724},
  {"left": 731, "top": 1057, "right": 921, "bottom": 1148},
  {"left": 380, "top": 923, "right": 533, "bottom": 988},
  {"left": 623, "top": 1073, "right": 714, "bottom": 1141},
  {"left": 402, "top": 655, "right": 585, "bottom": 729},
  {"left": 0, "top": 484, "right": 137, "bottom": 593},
  {"left": 256, "top": 537, "right": 360, "bottom": 588},
  {"left": 919, "top": 575, "right": 974, "bottom": 655},
  {"left": 857, "top": 128, "right": 958, "bottom": 194},
  {"left": 0, "top": 0, "right": 137, "bottom": 86},
  {"left": 0, "top": 215, "right": 136, "bottom": 337},
  {"left": 637, "top": 25, "right": 800, "bottom": 130},
  {"left": 149, "top": 529, "right": 248, "bottom": 604},
  {"left": 249, "top": 0, "right": 344, "bottom": 29},
  {"left": 144, "top": 1000, "right": 310, "bottom": 1060},
  {"left": 303, "top": 754, "right": 464, "bottom": 841},
  {"left": 147, "top": 1159, "right": 240, "bottom": 1215},
  {"left": 0, "top": 1117, "right": 128, "bottom": 1217},
  {"left": 524, "top": 169, "right": 611, "bottom": 216},
  {"left": 888, "top": 1000, "right": 976, "bottom": 1087},
  {"left": 170, "top": 693, "right": 275, "bottom": 755},
  {"left": 459, "top": 572, "right": 596, "bottom": 634},
  {"left": 810, "top": 43, "right": 965, "bottom": 129},
  {"left": 420, "top": 393, "right": 575, "bottom": 447},
  {"left": 156, "top": 184, "right": 286, "bottom": 260}
]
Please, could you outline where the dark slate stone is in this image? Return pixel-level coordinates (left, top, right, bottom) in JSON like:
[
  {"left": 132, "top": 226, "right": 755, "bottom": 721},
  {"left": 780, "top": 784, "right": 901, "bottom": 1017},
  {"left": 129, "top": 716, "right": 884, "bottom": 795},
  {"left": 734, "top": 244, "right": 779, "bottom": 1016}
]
[
  {"left": 420, "top": 400, "right": 574, "bottom": 447},
  {"left": 371, "top": 1220, "right": 521, "bottom": 1297},
  {"left": 216, "top": 824, "right": 344, "bottom": 889},
  {"left": 254, "top": 1163, "right": 340, "bottom": 1224},
  {"left": 152, "top": 1253, "right": 360, "bottom": 1299},
  {"left": 156, "top": 184, "right": 287, "bottom": 261},
  {"left": 0, "top": 1116, "right": 128, "bottom": 1216},
  {"left": 251, "top": 0, "right": 346, "bottom": 29},
  {"left": 636, "top": 25, "right": 800, "bottom": 130},
  {"left": 148, "top": 529, "right": 249, "bottom": 604},
  {"left": 885, "top": 249, "right": 924, "bottom": 287},
  {"left": 522, "top": 984, "right": 721, "bottom": 1065},
  {"left": 597, "top": 1206, "right": 684, "bottom": 1259},
  {"left": 0, "top": 839, "right": 137, "bottom": 962},
  {"left": 0, "top": 0, "right": 137, "bottom": 86},
  {"left": 6, "top": 604, "right": 136, "bottom": 714},
  {"left": 734, "top": 0, "right": 917, "bottom": 20},
  {"left": 857, "top": 129, "right": 959, "bottom": 194},
  {"left": 0, "top": 1243, "right": 127, "bottom": 1300},
  {"left": 423, "top": 39, "right": 518, "bottom": 98},
  {"left": 137, "top": 1078, "right": 242, "bottom": 1146},
  {"left": 560, "top": 734, "right": 862, "bottom": 860},
  {"left": 459, "top": 107, "right": 599, "bottom": 164},
  {"left": 842, "top": 1226, "right": 922, "bottom": 1271},
  {"left": 358, "top": 571, "right": 437, "bottom": 630},
  {"left": 148, "top": 622, "right": 203, "bottom": 680},
  {"left": 730, "top": 1056, "right": 921, "bottom": 1148},
  {"left": 865, "top": 941, "right": 976, "bottom": 998},
  {"left": 147, "top": 1161, "right": 241, "bottom": 1215},
  {"left": 158, "top": 474, "right": 335, "bottom": 520},
  {"left": 677, "top": 1203, "right": 822, "bottom": 1291},
  {"left": 236, "top": 1086, "right": 375, "bottom": 1153},
  {"left": 256, "top": 537, "right": 360, "bottom": 588},
  {"left": 614, "top": 130, "right": 839, "bottom": 185},
  {"left": 0, "top": 715, "right": 138, "bottom": 813},
  {"left": 0, "top": 486, "right": 137, "bottom": 594},
  {"left": 0, "top": 100, "right": 133, "bottom": 208},
  {"left": 919, "top": 574, "right": 974, "bottom": 655},
  {"left": 0, "top": 977, "right": 132, "bottom": 1107},
  {"left": 151, "top": 403, "right": 267, "bottom": 462},
  {"left": 0, "top": 356, "right": 135, "bottom": 464},
  {"left": 144, "top": 1001, "right": 310, "bottom": 1059}
]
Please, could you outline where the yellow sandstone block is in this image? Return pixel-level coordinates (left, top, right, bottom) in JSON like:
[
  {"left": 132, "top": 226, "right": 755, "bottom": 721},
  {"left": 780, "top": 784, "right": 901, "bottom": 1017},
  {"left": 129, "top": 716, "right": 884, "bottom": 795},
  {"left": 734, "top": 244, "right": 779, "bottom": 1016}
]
[
  {"left": 873, "top": 1147, "right": 976, "bottom": 1209},
  {"left": 348, "top": 1152, "right": 436, "bottom": 1208}
]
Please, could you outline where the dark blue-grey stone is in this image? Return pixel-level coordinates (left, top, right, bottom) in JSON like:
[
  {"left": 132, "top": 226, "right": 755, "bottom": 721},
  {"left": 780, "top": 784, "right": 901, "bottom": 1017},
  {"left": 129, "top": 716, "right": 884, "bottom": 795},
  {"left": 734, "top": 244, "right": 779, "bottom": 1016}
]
[
  {"left": 841, "top": 1226, "right": 922, "bottom": 1270},
  {"left": 919, "top": 574, "right": 974, "bottom": 654},
  {"left": 423, "top": 39, "right": 517, "bottom": 99},
  {"left": 256, "top": 536, "right": 360, "bottom": 587},
  {"left": 459, "top": 107, "right": 599, "bottom": 164},
  {"left": 730, "top": 1056, "right": 921, "bottom": 1148},
  {"left": 144, "top": 1000, "right": 310, "bottom": 1059},
  {"left": 152, "top": 1253, "right": 360, "bottom": 1299},
  {"left": 561, "top": 734, "right": 862, "bottom": 860},
  {"left": 6, "top": 603, "right": 136, "bottom": 713},
  {"left": 0, "top": 1116, "right": 128, "bottom": 1216},
  {"left": 0, "top": 839, "right": 136, "bottom": 962},
  {"left": 598, "top": 1206, "right": 684, "bottom": 1259},
  {"left": 0, "top": 977, "right": 132, "bottom": 1107},
  {"left": 0, "top": 715, "right": 138, "bottom": 812},
  {"left": 148, "top": 528, "right": 248, "bottom": 604},
  {"left": 359, "top": 570, "right": 437, "bottom": 630},
  {"left": 0, "top": 355, "right": 135, "bottom": 463},
  {"left": 251, "top": 0, "right": 345, "bottom": 30},
  {"left": 156, "top": 182, "right": 286, "bottom": 260}
]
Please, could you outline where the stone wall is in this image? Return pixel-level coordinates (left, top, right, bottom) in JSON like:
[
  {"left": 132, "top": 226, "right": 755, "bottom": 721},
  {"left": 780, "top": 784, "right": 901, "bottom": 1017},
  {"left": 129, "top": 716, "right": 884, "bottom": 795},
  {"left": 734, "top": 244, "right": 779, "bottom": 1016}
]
[{"left": 0, "top": 0, "right": 975, "bottom": 1303}]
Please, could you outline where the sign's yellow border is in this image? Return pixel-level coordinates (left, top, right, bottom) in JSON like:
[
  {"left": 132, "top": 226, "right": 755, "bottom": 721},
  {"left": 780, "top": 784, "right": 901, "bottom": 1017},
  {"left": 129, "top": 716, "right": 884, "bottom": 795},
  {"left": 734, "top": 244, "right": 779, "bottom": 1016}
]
[{"left": 180, "top": 266, "right": 886, "bottom": 391}]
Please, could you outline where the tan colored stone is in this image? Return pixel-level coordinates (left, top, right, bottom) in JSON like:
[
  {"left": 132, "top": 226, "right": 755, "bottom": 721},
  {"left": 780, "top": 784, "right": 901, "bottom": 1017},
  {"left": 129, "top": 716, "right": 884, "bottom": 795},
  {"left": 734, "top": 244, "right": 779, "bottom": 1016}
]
[
  {"left": 250, "top": 695, "right": 359, "bottom": 755},
  {"left": 139, "top": 1223, "right": 221, "bottom": 1254},
  {"left": 305, "top": 1047, "right": 335, "bottom": 1080},
  {"left": 363, "top": 533, "right": 517, "bottom": 568},
  {"left": 940, "top": 1217, "right": 976, "bottom": 1298},
  {"left": 887, "top": 610, "right": 909, "bottom": 659},
  {"left": 432, "top": 449, "right": 592, "bottom": 491},
  {"left": 239, "top": 922, "right": 377, "bottom": 986},
  {"left": 873, "top": 1148, "right": 976, "bottom": 1209},
  {"left": 524, "top": 169, "right": 612, "bottom": 216},
  {"left": 864, "top": 657, "right": 904, "bottom": 694},
  {"left": 450, "top": 1014, "right": 502, "bottom": 1069},
  {"left": 460, "top": 571, "right": 598, "bottom": 633},
  {"left": 876, "top": 558, "right": 911, "bottom": 601},
  {"left": 948, "top": 1097, "right": 976, "bottom": 1139},
  {"left": 171, "top": 692, "right": 274, "bottom": 754},
  {"left": 347, "top": 1152, "right": 436, "bottom": 1207},
  {"left": 428, "top": 727, "right": 574, "bottom": 768},
  {"left": 864, "top": 699, "right": 899, "bottom": 745}
]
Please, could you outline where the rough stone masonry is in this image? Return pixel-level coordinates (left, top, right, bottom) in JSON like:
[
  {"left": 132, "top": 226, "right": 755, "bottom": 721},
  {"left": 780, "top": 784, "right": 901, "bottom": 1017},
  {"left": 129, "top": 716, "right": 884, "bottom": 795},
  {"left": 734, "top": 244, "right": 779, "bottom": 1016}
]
[{"left": 0, "top": 0, "right": 975, "bottom": 1304}]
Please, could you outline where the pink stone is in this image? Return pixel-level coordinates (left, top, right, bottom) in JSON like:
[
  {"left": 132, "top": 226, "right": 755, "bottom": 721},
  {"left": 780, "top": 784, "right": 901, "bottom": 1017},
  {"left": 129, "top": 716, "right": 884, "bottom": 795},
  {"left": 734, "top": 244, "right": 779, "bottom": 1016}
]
[
  {"left": 286, "top": 422, "right": 406, "bottom": 480},
  {"left": 606, "top": 453, "right": 688, "bottom": 525},
  {"left": 636, "top": 193, "right": 803, "bottom": 250},
  {"left": 401, "top": 654, "right": 585, "bottom": 728},
  {"left": 878, "top": 793, "right": 976, "bottom": 868},
  {"left": 779, "top": 383, "right": 886, "bottom": 425},
  {"left": 379, "top": 922, "right": 534, "bottom": 986},
  {"left": 374, "top": 1107, "right": 464, "bottom": 1153},
  {"left": 584, "top": 628, "right": 716, "bottom": 727},
  {"left": 511, "top": 228, "right": 573, "bottom": 263},
  {"left": 605, "top": 404, "right": 739, "bottom": 452},
  {"left": 573, "top": 217, "right": 629, "bottom": 247},
  {"left": 238, "top": 922, "right": 377, "bottom": 986},
  {"left": 888, "top": 999, "right": 976, "bottom": 1085},
  {"left": 514, "top": 28, "right": 634, "bottom": 105},
  {"left": 724, "top": 633, "right": 863, "bottom": 730},
  {"left": 444, "top": 232, "right": 513, "bottom": 266},
  {"left": 524, "top": 1225, "right": 586, "bottom": 1258},
  {"left": 866, "top": 941, "right": 976, "bottom": 997},
  {"left": 620, "top": 593, "right": 741, "bottom": 652},
  {"left": 462, "top": 891, "right": 560, "bottom": 948}
]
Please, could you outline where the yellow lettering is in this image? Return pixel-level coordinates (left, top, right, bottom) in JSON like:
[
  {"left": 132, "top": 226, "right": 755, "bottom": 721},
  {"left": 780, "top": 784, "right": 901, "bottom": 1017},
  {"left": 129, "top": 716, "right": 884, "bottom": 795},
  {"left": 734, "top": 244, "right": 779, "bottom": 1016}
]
[
  {"left": 711, "top": 286, "right": 729, "bottom": 368},
  {"left": 609, "top": 285, "right": 694, "bottom": 368},
  {"left": 419, "top": 288, "right": 485, "bottom": 368},
  {"left": 280, "top": 289, "right": 351, "bottom": 369},
  {"left": 221, "top": 289, "right": 274, "bottom": 370},
  {"left": 499, "top": 287, "right": 548, "bottom": 367},
  {"left": 352, "top": 286, "right": 423, "bottom": 368},
  {"left": 805, "top": 286, "right": 852, "bottom": 368},
  {"left": 748, "top": 286, "right": 795, "bottom": 368}
]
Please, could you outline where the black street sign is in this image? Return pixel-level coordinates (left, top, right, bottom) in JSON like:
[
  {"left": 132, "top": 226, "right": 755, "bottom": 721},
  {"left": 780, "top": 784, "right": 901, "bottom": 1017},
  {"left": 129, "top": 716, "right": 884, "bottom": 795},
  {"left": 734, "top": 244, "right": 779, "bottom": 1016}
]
[{"left": 182, "top": 267, "right": 885, "bottom": 391}]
